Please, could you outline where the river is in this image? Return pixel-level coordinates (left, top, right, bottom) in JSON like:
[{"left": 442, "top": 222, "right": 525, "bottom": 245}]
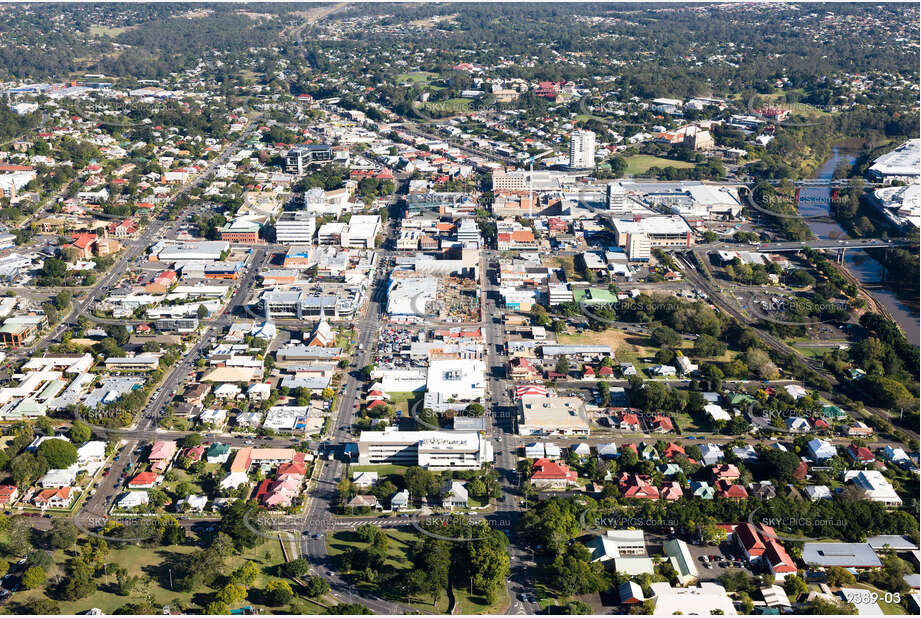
[{"left": 796, "top": 147, "right": 920, "bottom": 345}]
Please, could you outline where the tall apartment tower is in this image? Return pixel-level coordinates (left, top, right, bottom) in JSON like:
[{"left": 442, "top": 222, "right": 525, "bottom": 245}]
[{"left": 569, "top": 130, "right": 596, "bottom": 169}]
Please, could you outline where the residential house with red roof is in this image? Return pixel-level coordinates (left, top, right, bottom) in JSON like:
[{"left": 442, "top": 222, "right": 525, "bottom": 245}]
[
  {"left": 651, "top": 415, "right": 674, "bottom": 432},
  {"left": 509, "top": 357, "right": 541, "bottom": 381},
  {"left": 148, "top": 440, "right": 177, "bottom": 473},
  {"left": 618, "top": 413, "right": 640, "bottom": 431},
  {"left": 847, "top": 444, "right": 876, "bottom": 464},
  {"left": 107, "top": 218, "right": 139, "bottom": 239},
  {"left": 712, "top": 464, "right": 741, "bottom": 481},
  {"left": 732, "top": 523, "right": 796, "bottom": 580},
  {"left": 660, "top": 481, "right": 683, "bottom": 501},
  {"left": 618, "top": 473, "right": 660, "bottom": 500},
  {"left": 715, "top": 479, "right": 748, "bottom": 499},
  {"left": 531, "top": 458, "right": 579, "bottom": 490},
  {"left": 0, "top": 485, "right": 18, "bottom": 506},
  {"left": 664, "top": 443, "right": 685, "bottom": 459},
  {"left": 128, "top": 472, "right": 161, "bottom": 489},
  {"left": 33, "top": 486, "right": 74, "bottom": 509},
  {"left": 69, "top": 233, "right": 97, "bottom": 259}
]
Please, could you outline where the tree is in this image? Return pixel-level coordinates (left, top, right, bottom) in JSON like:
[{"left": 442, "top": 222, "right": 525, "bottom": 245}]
[
  {"left": 6, "top": 516, "right": 33, "bottom": 556},
  {"left": 825, "top": 566, "right": 856, "bottom": 587},
  {"left": 325, "top": 603, "right": 372, "bottom": 615},
  {"left": 555, "top": 356, "right": 570, "bottom": 375},
  {"left": 215, "top": 583, "right": 247, "bottom": 606},
  {"left": 405, "top": 466, "right": 437, "bottom": 499},
  {"left": 22, "top": 565, "right": 46, "bottom": 589},
  {"left": 114, "top": 566, "right": 142, "bottom": 596},
  {"left": 760, "top": 448, "right": 802, "bottom": 484},
  {"left": 263, "top": 579, "right": 293, "bottom": 606},
  {"left": 783, "top": 574, "right": 808, "bottom": 600},
  {"left": 805, "top": 597, "right": 858, "bottom": 615},
  {"left": 10, "top": 452, "right": 46, "bottom": 487},
  {"left": 26, "top": 598, "right": 60, "bottom": 614},
  {"left": 68, "top": 420, "right": 92, "bottom": 444},
  {"left": 46, "top": 519, "right": 79, "bottom": 550},
  {"left": 233, "top": 561, "right": 261, "bottom": 585},
  {"left": 465, "top": 403, "right": 485, "bottom": 416},
  {"left": 205, "top": 601, "right": 230, "bottom": 615},
  {"left": 693, "top": 334, "right": 727, "bottom": 357},
  {"left": 41, "top": 258, "right": 67, "bottom": 279},
  {"left": 560, "top": 600, "right": 593, "bottom": 614},
  {"left": 217, "top": 501, "right": 260, "bottom": 550},
  {"left": 183, "top": 432, "right": 202, "bottom": 448},
  {"left": 37, "top": 439, "right": 78, "bottom": 469},
  {"left": 303, "top": 576, "right": 330, "bottom": 598},
  {"left": 59, "top": 558, "right": 97, "bottom": 600},
  {"left": 197, "top": 304, "right": 209, "bottom": 319},
  {"left": 651, "top": 325, "right": 682, "bottom": 347}
]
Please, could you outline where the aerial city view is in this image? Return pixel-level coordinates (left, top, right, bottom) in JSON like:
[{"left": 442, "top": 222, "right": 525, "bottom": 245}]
[{"left": 0, "top": 1, "right": 917, "bottom": 616}]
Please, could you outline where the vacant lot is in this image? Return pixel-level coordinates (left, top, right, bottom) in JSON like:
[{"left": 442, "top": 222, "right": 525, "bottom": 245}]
[
  {"left": 88, "top": 25, "right": 133, "bottom": 38},
  {"left": 624, "top": 155, "right": 695, "bottom": 175}
]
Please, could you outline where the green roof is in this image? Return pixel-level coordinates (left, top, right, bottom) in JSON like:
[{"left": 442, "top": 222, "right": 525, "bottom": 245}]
[
  {"left": 820, "top": 405, "right": 846, "bottom": 418},
  {"left": 207, "top": 442, "right": 230, "bottom": 456},
  {"left": 586, "top": 288, "right": 618, "bottom": 303},
  {"left": 729, "top": 393, "right": 757, "bottom": 405}
]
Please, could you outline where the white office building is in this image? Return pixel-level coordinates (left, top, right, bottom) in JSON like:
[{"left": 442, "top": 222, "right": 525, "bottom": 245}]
[
  {"left": 569, "top": 130, "right": 596, "bottom": 170},
  {"left": 275, "top": 211, "right": 316, "bottom": 244},
  {"left": 357, "top": 429, "right": 494, "bottom": 470}
]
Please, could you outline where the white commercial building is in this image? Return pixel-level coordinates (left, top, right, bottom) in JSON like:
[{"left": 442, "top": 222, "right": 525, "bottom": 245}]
[
  {"left": 424, "top": 358, "right": 486, "bottom": 407},
  {"left": 519, "top": 396, "right": 591, "bottom": 436},
  {"left": 612, "top": 215, "right": 693, "bottom": 249},
  {"left": 275, "top": 211, "right": 316, "bottom": 244},
  {"left": 569, "top": 130, "right": 596, "bottom": 170},
  {"left": 343, "top": 215, "right": 381, "bottom": 249},
  {"left": 387, "top": 277, "right": 438, "bottom": 318},
  {"left": 357, "top": 429, "right": 494, "bottom": 470},
  {"left": 649, "top": 582, "right": 737, "bottom": 616},
  {"left": 868, "top": 139, "right": 921, "bottom": 182}
]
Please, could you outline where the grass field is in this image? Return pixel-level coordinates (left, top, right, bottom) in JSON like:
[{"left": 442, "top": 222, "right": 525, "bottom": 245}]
[
  {"left": 624, "top": 155, "right": 696, "bottom": 175},
  {"left": 349, "top": 463, "right": 409, "bottom": 477},
  {"left": 88, "top": 25, "right": 131, "bottom": 38},
  {"left": 15, "top": 538, "right": 285, "bottom": 614},
  {"left": 386, "top": 391, "right": 423, "bottom": 417},
  {"left": 672, "top": 410, "right": 710, "bottom": 433},
  {"left": 396, "top": 71, "right": 438, "bottom": 84}
]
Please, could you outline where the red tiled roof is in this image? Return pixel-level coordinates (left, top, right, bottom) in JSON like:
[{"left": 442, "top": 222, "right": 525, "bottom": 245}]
[
  {"left": 531, "top": 458, "right": 578, "bottom": 482},
  {"left": 734, "top": 523, "right": 767, "bottom": 555},
  {"left": 129, "top": 472, "right": 158, "bottom": 486}
]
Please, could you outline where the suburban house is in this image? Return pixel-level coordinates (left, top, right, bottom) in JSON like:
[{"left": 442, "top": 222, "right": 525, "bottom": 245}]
[
  {"left": 441, "top": 480, "right": 469, "bottom": 509},
  {"left": 530, "top": 458, "right": 579, "bottom": 490},
  {"left": 33, "top": 486, "right": 75, "bottom": 509}
]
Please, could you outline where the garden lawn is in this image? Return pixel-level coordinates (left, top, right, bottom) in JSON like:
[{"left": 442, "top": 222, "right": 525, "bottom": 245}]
[{"left": 13, "top": 538, "right": 285, "bottom": 614}]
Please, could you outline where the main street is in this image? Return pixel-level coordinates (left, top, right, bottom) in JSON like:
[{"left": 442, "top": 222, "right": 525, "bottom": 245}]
[{"left": 294, "top": 218, "right": 421, "bottom": 614}]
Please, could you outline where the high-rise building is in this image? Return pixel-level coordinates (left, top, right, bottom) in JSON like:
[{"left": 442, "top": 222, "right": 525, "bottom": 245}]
[
  {"left": 569, "top": 130, "right": 596, "bottom": 169},
  {"left": 608, "top": 182, "right": 625, "bottom": 210}
]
